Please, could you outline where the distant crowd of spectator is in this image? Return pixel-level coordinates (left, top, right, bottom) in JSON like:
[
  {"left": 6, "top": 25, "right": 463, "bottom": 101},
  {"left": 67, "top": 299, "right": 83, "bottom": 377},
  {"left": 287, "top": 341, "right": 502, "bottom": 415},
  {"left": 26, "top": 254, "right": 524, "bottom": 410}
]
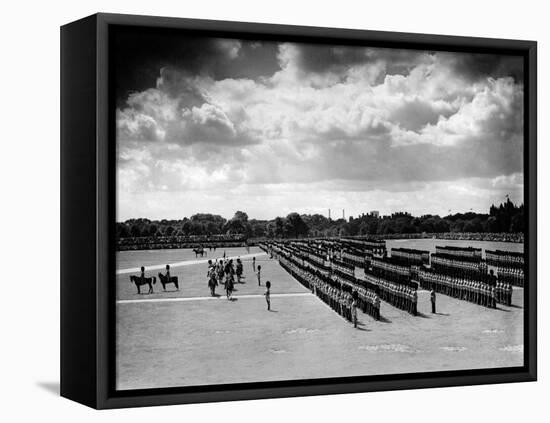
[
  {"left": 117, "top": 231, "right": 524, "bottom": 251},
  {"left": 117, "top": 234, "right": 246, "bottom": 251},
  {"left": 350, "top": 232, "right": 524, "bottom": 243}
]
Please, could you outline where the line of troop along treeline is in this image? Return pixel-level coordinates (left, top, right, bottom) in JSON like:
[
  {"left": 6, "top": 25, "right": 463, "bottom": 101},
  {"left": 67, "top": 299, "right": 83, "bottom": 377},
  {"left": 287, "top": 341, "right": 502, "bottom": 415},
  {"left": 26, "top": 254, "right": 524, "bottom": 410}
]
[
  {"left": 257, "top": 239, "right": 524, "bottom": 327},
  {"left": 115, "top": 200, "right": 525, "bottom": 251}
]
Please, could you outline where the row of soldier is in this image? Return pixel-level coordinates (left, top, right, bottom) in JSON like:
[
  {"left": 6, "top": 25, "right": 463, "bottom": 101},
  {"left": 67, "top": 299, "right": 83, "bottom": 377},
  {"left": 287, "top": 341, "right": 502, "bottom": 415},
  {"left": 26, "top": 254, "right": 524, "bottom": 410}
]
[
  {"left": 497, "top": 267, "right": 525, "bottom": 287},
  {"left": 435, "top": 246, "right": 481, "bottom": 260},
  {"left": 486, "top": 250, "right": 524, "bottom": 268},
  {"left": 270, "top": 240, "right": 415, "bottom": 319},
  {"left": 265, "top": 240, "right": 520, "bottom": 321},
  {"left": 391, "top": 248, "right": 429, "bottom": 267},
  {"left": 431, "top": 255, "right": 487, "bottom": 280},
  {"left": 354, "top": 284, "right": 381, "bottom": 320},
  {"left": 333, "top": 273, "right": 381, "bottom": 321},
  {"left": 278, "top": 254, "right": 358, "bottom": 326},
  {"left": 416, "top": 269, "right": 512, "bottom": 308},
  {"left": 275, "top": 251, "right": 385, "bottom": 327},
  {"left": 370, "top": 258, "right": 410, "bottom": 284},
  {"left": 364, "top": 273, "right": 418, "bottom": 315},
  {"left": 313, "top": 277, "right": 357, "bottom": 325}
]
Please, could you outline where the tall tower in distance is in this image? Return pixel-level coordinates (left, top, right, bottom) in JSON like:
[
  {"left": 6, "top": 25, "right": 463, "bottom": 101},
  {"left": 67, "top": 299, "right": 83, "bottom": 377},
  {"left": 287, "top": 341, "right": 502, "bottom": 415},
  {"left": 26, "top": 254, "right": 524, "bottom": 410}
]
[
  {"left": 328, "top": 208, "right": 331, "bottom": 220},
  {"left": 343, "top": 209, "right": 345, "bottom": 220}
]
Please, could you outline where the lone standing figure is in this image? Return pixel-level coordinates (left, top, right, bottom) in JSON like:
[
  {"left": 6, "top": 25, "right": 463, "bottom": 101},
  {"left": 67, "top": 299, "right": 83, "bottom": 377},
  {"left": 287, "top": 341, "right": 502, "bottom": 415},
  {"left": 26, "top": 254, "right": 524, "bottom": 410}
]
[
  {"left": 430, "top": 287, "right": 437, "bottom": 314},
  {"left": 352, "top": 297, "right": 358, "bottom": 328},
  {"left": 265, "top": 281, "right": 271, "bottom": 311}
]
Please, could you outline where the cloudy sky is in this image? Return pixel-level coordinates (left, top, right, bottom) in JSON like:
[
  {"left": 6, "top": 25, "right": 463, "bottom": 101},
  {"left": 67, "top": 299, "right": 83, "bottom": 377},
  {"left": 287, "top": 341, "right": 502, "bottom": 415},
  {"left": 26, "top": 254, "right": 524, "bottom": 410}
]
[{"left": 115, "top": 29, "right": 524, "bottom": 221}]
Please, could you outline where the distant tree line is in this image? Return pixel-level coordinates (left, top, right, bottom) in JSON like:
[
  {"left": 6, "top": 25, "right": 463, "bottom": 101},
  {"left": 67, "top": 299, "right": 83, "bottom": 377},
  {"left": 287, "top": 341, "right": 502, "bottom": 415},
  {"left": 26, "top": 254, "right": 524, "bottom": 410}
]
[{"left": 116, "top": 199, "right": 524, "bottom": 240}]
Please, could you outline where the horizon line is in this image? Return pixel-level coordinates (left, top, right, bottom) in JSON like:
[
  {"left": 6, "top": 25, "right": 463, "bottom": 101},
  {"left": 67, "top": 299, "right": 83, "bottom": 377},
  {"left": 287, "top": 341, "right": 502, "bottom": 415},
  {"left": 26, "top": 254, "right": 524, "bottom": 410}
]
[{"left": 116, "top": 202, "right": 523, "bottom": 223}]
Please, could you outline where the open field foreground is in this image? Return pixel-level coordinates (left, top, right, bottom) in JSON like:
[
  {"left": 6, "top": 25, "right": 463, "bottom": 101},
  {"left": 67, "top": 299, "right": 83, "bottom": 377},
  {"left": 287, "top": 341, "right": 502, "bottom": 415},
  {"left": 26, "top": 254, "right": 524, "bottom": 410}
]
[{"left": 116, "top": 245, "right": 524, "bottom": 390}]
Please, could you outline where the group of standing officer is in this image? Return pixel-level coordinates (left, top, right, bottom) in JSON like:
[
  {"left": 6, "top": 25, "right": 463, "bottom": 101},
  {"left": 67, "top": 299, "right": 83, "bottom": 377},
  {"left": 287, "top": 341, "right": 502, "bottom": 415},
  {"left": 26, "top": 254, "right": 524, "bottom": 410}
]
[{"left": 207, "top": 257, "right": 246, "bottom": 299}]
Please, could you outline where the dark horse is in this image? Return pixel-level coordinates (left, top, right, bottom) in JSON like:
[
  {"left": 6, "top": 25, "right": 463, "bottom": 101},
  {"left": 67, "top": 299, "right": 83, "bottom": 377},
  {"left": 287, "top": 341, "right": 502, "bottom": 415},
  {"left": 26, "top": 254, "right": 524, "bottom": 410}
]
[
  {"left": 129, "top": 275, "right": 156, "bottom": 294},
  {"left": 158, "top": 272, "right": 179, "bottom": 291},
  {"left": 193, "top": 247, "right": 206, "bottom": 258}
]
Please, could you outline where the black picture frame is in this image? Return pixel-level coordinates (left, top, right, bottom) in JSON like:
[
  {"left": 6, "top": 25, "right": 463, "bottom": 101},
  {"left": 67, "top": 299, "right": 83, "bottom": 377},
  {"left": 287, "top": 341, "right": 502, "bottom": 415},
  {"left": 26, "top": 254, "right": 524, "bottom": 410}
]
[{"left": 60, "top": 12, "right": 537, "bottom": 409}]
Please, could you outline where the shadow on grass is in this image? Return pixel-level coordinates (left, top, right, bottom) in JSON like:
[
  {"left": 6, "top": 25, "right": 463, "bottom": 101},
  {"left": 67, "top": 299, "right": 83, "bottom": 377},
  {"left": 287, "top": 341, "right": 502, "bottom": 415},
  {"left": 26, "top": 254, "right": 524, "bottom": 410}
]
[
  {"left": 507, "top": 304, "right": 523, "bottom": 309},
  {"left": 416, "top": 311, "right": 431, "bottom": 319},
  {"left": 355, "top": 321, "right": 371, "bottom": 331},
  {"left": 377, "top": 315, "right": 392, "bottom": 323},
  {"left": 435, "top": 312, "right": 450, "bottom": 316}
]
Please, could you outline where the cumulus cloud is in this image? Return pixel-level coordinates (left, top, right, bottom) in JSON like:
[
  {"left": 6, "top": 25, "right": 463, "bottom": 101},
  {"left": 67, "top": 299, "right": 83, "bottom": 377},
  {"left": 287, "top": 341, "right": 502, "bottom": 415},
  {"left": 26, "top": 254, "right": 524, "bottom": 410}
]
[
  {"left": 114, "top": 35, "right": 524, "bottom": 220},
  {"left": 117, "top": 67, "right": 257, "bottom": 147}
]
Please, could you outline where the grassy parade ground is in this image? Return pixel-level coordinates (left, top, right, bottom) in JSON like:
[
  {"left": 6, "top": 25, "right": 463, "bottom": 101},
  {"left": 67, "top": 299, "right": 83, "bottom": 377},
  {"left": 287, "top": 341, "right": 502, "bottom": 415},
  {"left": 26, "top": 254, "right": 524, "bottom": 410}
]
[{"left": 116, "top": 244, "right": 524, "bottom": 390}]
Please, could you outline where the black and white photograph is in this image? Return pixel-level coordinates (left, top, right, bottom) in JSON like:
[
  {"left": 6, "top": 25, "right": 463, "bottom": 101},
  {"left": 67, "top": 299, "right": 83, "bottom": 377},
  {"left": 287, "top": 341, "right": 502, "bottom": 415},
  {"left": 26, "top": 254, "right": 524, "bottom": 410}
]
[
  {"left": 3, "top": 0, "right": 549, "bottom": 417},
  {"left": 113, "top": 26, "right": 527, "bottom": 391}
]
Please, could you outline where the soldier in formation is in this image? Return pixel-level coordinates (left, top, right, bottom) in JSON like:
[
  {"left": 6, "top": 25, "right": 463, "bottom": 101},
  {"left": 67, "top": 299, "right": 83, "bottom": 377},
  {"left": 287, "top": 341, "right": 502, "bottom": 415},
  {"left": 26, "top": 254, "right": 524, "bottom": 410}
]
[
  {"left": 417, "top": 269, "right": 503, "bottom": 309},
  {"left": 276, "top": 252, "right": 380, "bottom": 327},
  {"left": 364, "top": 274, "right": 417, "bottom": 315},
  {"left": 355, "top": 285, "right": 381, "bottom": 320},
  {"left": 495, "top": 280, "right": 513, "bottom": 306},
  {"left": 497, "top": 267, "right": 524, "bottom": 287}
]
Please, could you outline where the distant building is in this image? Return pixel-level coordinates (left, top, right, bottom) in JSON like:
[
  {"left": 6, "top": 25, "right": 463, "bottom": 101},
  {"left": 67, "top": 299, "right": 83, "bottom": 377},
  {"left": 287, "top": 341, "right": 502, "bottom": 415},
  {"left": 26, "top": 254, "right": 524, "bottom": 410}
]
[
  {"left": 369, "top": 210, "right": 380, "bottom": 218},
  {"left": 391, "top": 211, "right": 412, "bottom": 218}
]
